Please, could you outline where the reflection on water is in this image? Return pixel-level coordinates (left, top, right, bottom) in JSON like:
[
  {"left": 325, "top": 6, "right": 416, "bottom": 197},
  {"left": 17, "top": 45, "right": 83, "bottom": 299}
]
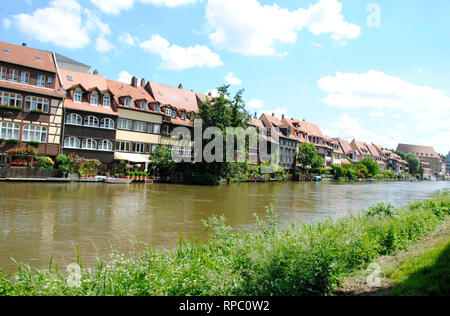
[{"left": 0, "top": 181, "right": 448, "bottom": 274}]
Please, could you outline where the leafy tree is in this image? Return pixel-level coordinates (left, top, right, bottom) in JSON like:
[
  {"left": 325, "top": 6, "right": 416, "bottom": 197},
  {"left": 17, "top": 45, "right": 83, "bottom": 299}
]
[
  {"left": 55, "top": 154, "right": 70, "bottom": 177},
  {"left": 359, "top": 157, "right": 379, "bottom": 176},
  {"left": 332, "top": 164, "right": 345, "bottom": 180},
  {"left": 150, "top": 146, "right": 177, "bottom": 180},
  {"left": 297, "top": 143, "right": 323, "bottom": 173},
  {"left": 405, "top": 152, "right": 420, "bottom": 175}
]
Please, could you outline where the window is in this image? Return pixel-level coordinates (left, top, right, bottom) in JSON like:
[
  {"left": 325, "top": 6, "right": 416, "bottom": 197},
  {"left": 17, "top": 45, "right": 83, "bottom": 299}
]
[
  {"left": 190, "top": 113, "right": 195, "bottom": 122},
  {"left": 171, "top": 110, "right": 176, "bottom": 119},
  {"left": 0, "top": 122, "right": 20, "bottom": 140},
  {"left": 8, "top": 69, "right": 18, "bottom": 82},
  {"left": 47, "top": 77, "right": 53, "bottom": 84},
  {"left": 154, "top": 103, "right": 160, "bottom": 113},
  {"left": 153, "top": 124, "right": 161, "bottom": 134},
  {"left": 117, "top": 141, "right": 131, "bottom": 152},
  {"left": 90, "top": 93, "right": 98, "bottom": 106},
  {"left": 100, "top": 118, "right": 115, "bottom": 129},
  {"left": 82, "top": 138, "right": 97, "bottom": 150},
  {"left": 37, "top": 75, "right": 46, "bottom": 87},
  {"left": 64, "top": 137, "right": 81, "bottom": 149},
  {"left": 66, "top": 113, "right": 82, "bottom": 125},
  {"left": 140, "top": 100, "right": 147, "bottom": 111},
  {"left": 165, "top": 108, "right": 172, "bottom": 117},
  {"left": 118, "top": 119, "right": 132, "bottom": 130},
  {"left": 124, "top": 97, "right": 131, "bottom": 108},
  {"left": 147, "top": 123, "right": 153, "bottom": 134},
  {"left": 134, "top": 121, "right": 146, "bottom": 133},
  {"left": 24, "top": 96, "right": 49, "bottom": 113},
  {"left": 134, "top": 143, "right": 146, "bottom": 153},
  {"left": 74, "top": 91, "right": 82, "bottom": 103},
  {"left": 67, "top": 75, "right": 73, "bottom": 82},
  {"left": 20, "top": 72, "right": 30, "bottom": 84},
  {"left": 1, "top": 91, "right": 23, "bottom": 107},
  {"left": 22, "top": 125, "right": 47, "bottom": 143},
  {"left": 0, "top": 67, "right": 6, "bottom": 80},
  {"left": 103, "top": 95, "right": 110, "bottom": 107},
  {"left": 84, "top": 116, "right": 99, "bottom": 127},
  {"left": 181, "top": 112, "right": 186, "bottom": 120},
  {"left": 98, "top": 140, "right": 113, "bottom": 152}
]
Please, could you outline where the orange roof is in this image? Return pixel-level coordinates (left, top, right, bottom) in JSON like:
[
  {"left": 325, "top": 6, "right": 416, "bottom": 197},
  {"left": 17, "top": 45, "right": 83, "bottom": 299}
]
[
  {"left": 107, "top": 79, "right": 157, "bottom": 114},
  {"left": 64, "top": 99, "right": 118, "bottom": 116},
  {"left": 0, "top": 41, "right": 57, "bottom": 73},
  {"left": 248, "top": 118, "right": 265, "bottom": 128},
  {"left": 147, "top": 81, "right": 199, "bottom": 113},
  {"left": 397, "top": 144, "right": 440, "bottom": 158},
  {"left": 366, "top": 144, "right": 381, "bottom": 158},
  {"left": 60, "top": 68, "right": 108, "bottom": 91},
  {"left": 338, "top": 138, "right": 354, "bottom": 155}
]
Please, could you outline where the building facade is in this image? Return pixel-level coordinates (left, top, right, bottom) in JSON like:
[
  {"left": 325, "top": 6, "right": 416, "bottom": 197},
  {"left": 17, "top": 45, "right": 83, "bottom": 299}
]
[
  {"left": 0, "top": 41, "right": 64, "bottom": 158},
  {"left": 396, "top": 144, "right": 446, "bottom": 177}
]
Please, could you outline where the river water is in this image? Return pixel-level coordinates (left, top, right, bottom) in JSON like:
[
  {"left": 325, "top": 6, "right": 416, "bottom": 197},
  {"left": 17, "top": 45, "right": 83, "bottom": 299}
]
[{"left": 0, "top": 181, "right": 448, "bottom": 274}]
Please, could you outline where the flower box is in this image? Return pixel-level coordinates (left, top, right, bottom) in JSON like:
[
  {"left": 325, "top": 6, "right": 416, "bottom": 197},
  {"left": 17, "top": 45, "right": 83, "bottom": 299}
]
[
  {"left": 0, "top": 104, "right": 23, "bottom": 111},
  {"left": 31, "top": 110, "right": 44, "bottom": 114},
  {"left": 0, "top": 139, "right": 20, "bottom": 143}
]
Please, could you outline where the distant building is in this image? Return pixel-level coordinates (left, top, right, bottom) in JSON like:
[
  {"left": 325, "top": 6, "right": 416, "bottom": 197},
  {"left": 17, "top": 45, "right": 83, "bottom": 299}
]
[
  {"left": 445, "top": 152, "right": 450, "bottom": 176},
  {"left": 55, "top": 53, "right": 90, "bottom": 73},
  {"left": 372, "top": 144, "right": 408, "bottom": 175},
  {"left": 396, "top": 144, "right": 445, "bottom": 177}
]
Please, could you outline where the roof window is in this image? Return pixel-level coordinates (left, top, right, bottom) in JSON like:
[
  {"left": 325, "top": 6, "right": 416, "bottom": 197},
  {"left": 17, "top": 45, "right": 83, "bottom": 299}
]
[{"left": 3, "top": 48, "right": 10, "bottom": 53}]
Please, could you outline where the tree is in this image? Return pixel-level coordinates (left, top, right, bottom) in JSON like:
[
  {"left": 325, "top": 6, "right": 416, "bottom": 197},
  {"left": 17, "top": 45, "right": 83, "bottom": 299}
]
[
  {"left": 359, "top": 157, "right": 379, "bottom": 177},
  {"left": 405, "top": 152, "right": 420, "bottom": 175},
  {"left": 194, "top": 85, "right": 251, "bottom": 185},
  {"left": 150, "top": 145, "right": 177, "bottom": 180},
  {"left": 297, "top": 143, "right": 323, "bottom": 173},
  {"left": 332, "top": 164, "right": 345, "bottom": 180}
]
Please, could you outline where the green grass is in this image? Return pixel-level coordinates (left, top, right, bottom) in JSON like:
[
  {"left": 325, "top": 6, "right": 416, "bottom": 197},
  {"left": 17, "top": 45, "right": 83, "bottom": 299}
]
[
  {"left": 0, "top": 190, "right": 449, "bottom": 296},
  {"left": 386, "top": 237, "right": 450, "bottom": 296}
]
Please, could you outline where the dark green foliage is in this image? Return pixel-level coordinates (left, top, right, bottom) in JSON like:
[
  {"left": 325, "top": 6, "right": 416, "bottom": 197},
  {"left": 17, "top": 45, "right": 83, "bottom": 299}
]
[{"left": 405, "top": 153, "right": 420, "bottom": 175}]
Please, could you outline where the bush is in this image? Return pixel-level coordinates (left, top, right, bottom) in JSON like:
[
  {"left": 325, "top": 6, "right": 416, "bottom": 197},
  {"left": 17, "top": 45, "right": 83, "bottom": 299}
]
[{"left": 36, "top": 156, "right": 54, "bottom": 170}]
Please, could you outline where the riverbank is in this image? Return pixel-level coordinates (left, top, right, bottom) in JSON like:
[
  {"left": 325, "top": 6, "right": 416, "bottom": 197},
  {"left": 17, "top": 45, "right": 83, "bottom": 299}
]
[
  {"left": 0, "top": 189, "right": 448, "bottom": 296},
  {"left": 334, "top": 216, "right": 450, "bottom": 296}
]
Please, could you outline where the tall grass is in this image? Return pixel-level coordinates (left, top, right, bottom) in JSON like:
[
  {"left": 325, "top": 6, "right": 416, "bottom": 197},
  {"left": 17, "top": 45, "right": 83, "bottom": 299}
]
[{"left": 1, "top": 190, "right": 449, "bottom": 296}]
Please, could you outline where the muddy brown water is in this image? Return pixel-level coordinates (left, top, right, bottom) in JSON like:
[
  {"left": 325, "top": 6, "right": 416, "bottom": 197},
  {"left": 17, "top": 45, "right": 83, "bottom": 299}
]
[{"left": 0, "top": 181, "right": 448, "bottom": 274}]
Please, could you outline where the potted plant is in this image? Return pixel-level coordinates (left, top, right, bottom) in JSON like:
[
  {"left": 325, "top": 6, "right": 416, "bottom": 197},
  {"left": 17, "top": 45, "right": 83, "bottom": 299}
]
[
  {"left": 143, "top": 171, "right": 148, "bottom": 181},
  {"left": 125, "top": 170, "right": 130, "bottom": 180},
  {"left": 139, "top": 171, "right": 144, "bottom": 181},
  {"left": 130, "top": 171, "right": 135, "bottom": 181}
]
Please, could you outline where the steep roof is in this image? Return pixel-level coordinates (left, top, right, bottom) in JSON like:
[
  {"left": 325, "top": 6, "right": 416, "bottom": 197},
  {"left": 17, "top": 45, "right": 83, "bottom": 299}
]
[
  {"left": 290, "top": 119, "right": 324, "bottom": 138},
  {"left": 60, "top": 68, "right": 108, "bottom": 91},
  {"left": 0, "top": 41, "right": 57, "bottom": 73},
  {"left": 55, "top": 53, "right": 90, "bottom": 68},
  {"left": 147, "top": 81, "right": 199, "bottom": 113},
  {"left": 107, "top": 79, "right": 157, "bottom": 114},
  {"left": 338, "top": 138, "right": 354, "bottom": 155},
  {"left": 397, "top": 144, "right": 440, "bottom": 159}
]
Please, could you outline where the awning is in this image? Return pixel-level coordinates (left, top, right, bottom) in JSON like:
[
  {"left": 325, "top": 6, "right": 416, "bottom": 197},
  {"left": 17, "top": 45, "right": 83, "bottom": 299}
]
[{"left": 114, "top": 152, "right": 151, "bottom": 163}]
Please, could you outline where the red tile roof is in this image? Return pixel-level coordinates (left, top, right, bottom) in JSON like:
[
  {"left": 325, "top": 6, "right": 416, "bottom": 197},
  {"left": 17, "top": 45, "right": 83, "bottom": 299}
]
[
  {"left": 106, "top": 79, "right": 158, "bottom": 114},
  {"left": 0, "top": 80, "right": 65, "bottom": 98},
  {"left": 64, "top": 99, "right": 118, "bottom": 116},
  {"left": 337, "top": 138, "right": 354, "bottom": 155},
  {"left": 0, "top": 41, "right": 57, "bottom": 73},
  {"left": 147, "top": 81, "right": 199, "bottom": 113},
  {"left": 396, "top": 144, "right": 440, "bottom": 159},
  {"left": 60, "top": 68, "right": 108, "bottom": 91}
]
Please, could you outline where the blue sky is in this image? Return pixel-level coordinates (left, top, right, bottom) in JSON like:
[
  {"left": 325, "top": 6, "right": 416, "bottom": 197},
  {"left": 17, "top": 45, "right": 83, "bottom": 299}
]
[{"left": 1, "top": 0, "right": 449, "bottom": 154}]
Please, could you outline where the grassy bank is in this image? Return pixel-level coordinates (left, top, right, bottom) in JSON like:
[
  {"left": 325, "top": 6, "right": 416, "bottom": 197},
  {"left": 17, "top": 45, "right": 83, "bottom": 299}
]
[
  {"left": 335, "top": 217, "right": 450, "bottom": 296},
  {"left": 0, "top": 190, "right": 449, "bottom": 296}
]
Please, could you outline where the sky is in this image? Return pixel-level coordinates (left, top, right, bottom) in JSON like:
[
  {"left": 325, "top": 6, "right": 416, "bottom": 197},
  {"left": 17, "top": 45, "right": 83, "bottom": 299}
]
[{"left": 1, "top": 0, "right": 449, "bottom": 154}]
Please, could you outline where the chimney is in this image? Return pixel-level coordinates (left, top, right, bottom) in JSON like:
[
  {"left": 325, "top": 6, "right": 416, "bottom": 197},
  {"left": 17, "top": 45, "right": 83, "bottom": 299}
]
[
  {"left": 131, "top": 76, "right": 138, "bottom": 87},
  {"left": 22, "top": 43, "right": 27, "bottom": 47},
  {"left": 272, "top": 113, "right": 275, "bottom": 117},
  {"left": 93, "top": 69, "right": 99, "bottom": 75},
  {"left": 178, "top": 84, "right": 183, "bottom": 89},
  {"left": 254, "top": 112, "right": 257, "bottom": 119},
  {"left": 141, "top": 78, "right": 146, "bottom": 87},
  {"left": 282, "top": 114, "right": 285, "bottom": 120}
]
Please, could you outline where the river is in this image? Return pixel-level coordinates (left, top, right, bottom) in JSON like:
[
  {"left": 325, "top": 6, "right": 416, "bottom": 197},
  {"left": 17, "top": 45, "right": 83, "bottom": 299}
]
[{"left": 0, "top": 181, "right": 448, "bottom": 274}]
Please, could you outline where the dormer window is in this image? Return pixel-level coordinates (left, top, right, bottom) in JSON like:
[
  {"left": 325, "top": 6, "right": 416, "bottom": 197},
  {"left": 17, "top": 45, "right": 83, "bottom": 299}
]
[
  {"left": 20, "top": 72, "right": 30, "bottom": 84},
  {"left": 190, "top": 112, "right": 195, "bottom": 122},
  {"left": 124, "top": 97, "right": 131, "bottom": 108},
  {"left": 103, "top": 95, "right": 110, "bottom": 107},
  {"left": 140, "top": 100, "right": 147, "bottom": 111},
  {"left": 172, "top": 110, "right": 176, "bottom": 119},
  {"left": 165, "top": 108, "right": 172, "bottom": 117},
  {"left": 154, "top": 103, "right": 160, "bottom": 113},
  {"left": 74, "top": 91, "right": 82, "bottom": 103},
  {"left": 181, "top": 112, "right": 185, "bottom": 120},
  {"left": 90, "top": 93, "right": 98, "bottom": 106}
]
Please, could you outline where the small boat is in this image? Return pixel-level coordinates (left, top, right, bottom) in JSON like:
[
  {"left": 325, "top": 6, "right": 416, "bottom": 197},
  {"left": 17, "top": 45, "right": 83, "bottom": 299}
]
[
  {"left": 368, "top": 179, "right": 376, "bottom": 182},
  {"left": 105, "top": 178, "right": 132, "bottom": 184},
  {"left": 314, "top": 176, "right": 322, "bottom": 181}
]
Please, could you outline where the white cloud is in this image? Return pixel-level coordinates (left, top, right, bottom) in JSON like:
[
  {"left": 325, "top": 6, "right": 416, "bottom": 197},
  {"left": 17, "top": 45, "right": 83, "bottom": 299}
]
[
  {"left": 247, "top": 99, "right": 265, "bottom": 109},
  {"left": 140, "top": 34, "right": 223, "bottom": 70},
  {"left": 2, "top": 18, "right": 11, "bottom": 30},
  {"left": 12, "top": 0, "right": 110, "bottom": 50},
  {"left": 205, "top": 0, "right": 360, "bottom": 56},
  {"left": 369, "top": 112, "right": 385, "bottom": 117},
  {"left": 311, "top": 42, "right": 323, "bottom": 48},
  {"left": 95, "top": 37, "right": 114, "bottom": 53},
  {"left": 324, "top": 113, "right": 404, "bottom": 149},
  {"left": 319, "top": 71, "right": 450, "bottom": 154},
  {"left": 90, "top": 0, "right": 135, "bottom": 15},
  {"left": 90, "top": 0, "right": 197, "bottom": 14},
  {"left": 118, "top": 71, "right": 133, "bottom": 84},
  {"left": 225, "top": 72, "right": 242, "bottom": 86},
  {"left": 119, "top": 33, "right": 138, "bottom": 46}
]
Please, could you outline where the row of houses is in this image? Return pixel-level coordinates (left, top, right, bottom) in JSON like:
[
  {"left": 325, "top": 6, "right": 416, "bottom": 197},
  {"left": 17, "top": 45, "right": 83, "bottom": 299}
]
[{"left": 0, "top": 41, "right": 446, "bottom": 177}]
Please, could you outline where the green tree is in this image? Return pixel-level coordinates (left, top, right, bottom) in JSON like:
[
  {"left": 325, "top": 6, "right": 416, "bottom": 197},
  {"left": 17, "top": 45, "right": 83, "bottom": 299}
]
[
  {"left": 55, "top": 154, "right": 70, "bottom": 177},
  {"left": 405, "top": 153, "right": 420, "bottom": 175},
  {"left": 359, "top": 157, "right": 379, "bottom": 176},
  {"left": 150, "top": 146, "right": 177, "bottom": 180},
  {"left": 297, "top": 143, "right": 323, "bottom": 173},
  {"left": 332, "top": 164, "right": 345, "bottom": 180}
]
